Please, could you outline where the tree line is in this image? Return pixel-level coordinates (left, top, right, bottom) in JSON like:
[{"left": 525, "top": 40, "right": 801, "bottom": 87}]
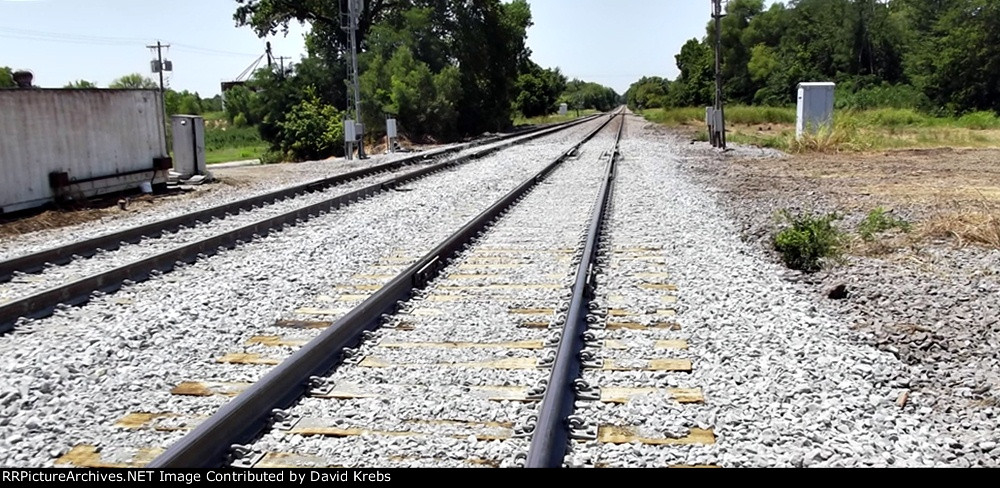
[
  {"left": 223, "top": 0, "right": 619, "bottom": 161},
  {"left": 626, "top": 0, "right": 1000, "bottom": 115}
]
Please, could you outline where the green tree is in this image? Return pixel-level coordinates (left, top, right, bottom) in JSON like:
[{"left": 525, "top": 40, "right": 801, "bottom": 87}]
[
  {"left": 0, "top": 67, "right": 15, "bottom": 88},
  {"left": 165, "top": 90, "right": 206, "bottom": 115},
  {"left": 64, "top": 80, "right": 98, "bottom": 89},
  {"left": 625, "top": 77, "right": 671, "bottom": 111},
  {"left": 223, "top": 84, "right": 261, "bottom": 125},
  {"left": 709, "top": 0, "right": 766, "bottom": 104},
  {"left": 671, "top": 39, "right": 714, "bottom": 107},
  {"left": 202, "top": 94, "right": 224, "bottom": 113},
  {"left": 563, "top": 79, "right": 620, "bottom": 112},
  {"left": 109, "top": 73, "right": 158, "bottom": 89},
  {"left": 902, "top": 0, "right": 1000, "bottom": 114},
  {"left": 232, "top": 0, "right": 533, "bottom": 147},
  {"left": 514, "top": 61, "right": 567, "bottom": 118}
]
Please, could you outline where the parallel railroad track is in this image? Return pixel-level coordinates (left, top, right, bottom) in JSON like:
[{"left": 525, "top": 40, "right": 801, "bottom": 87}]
[{"left": 0, "top": 115, "right": 599, "bottom": 333}]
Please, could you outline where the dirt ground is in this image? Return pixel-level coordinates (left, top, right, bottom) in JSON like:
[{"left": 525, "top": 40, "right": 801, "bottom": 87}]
[{"left": 733, "top": 147, "right": 1000, "bottom": 210}]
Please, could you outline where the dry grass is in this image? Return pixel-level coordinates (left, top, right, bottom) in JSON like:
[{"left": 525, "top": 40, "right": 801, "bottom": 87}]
[
  {"left": 644, "top": 106, "right": 1000, "bottom": 152},
  {"left": 919, "top": 211, "right": 1000, "bottom": 248},
  {"left": 0, "top": 194, "right": 162, "bottom": 238}
]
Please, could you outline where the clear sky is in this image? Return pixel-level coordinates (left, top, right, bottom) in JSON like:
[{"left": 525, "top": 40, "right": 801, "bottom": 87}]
[{"left": 0, "top": 0, "right": 780, "bottom": 96}]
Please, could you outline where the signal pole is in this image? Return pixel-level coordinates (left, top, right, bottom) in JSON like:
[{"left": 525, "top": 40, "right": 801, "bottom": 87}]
[
  {"left": 711, "top": 0, "right": 727, "bottom": 149},
  {"left": 345, "top": 0, "right": 366, "bottom": 159},
  {"left": 148, "top": 41, "right": 172, "bottom": 155}
]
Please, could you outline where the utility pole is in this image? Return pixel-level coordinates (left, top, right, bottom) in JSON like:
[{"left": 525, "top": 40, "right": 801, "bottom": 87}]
[
  {"left": 345, "top": 0, "right": 366, "bottom": 159},
  {"left": 276, "top": 56, "right": 292, "bottom": 77},
  {"left": 711, "top": 0, "right": 727, "bottom": 150},
  {"left": 148, "top": 41, "right": 172, "bottom": 155}
]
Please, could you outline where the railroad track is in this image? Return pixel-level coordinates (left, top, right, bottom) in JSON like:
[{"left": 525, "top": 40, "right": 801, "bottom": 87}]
[
  {"left": 51, "top": 110, "right": 626, "bottom": 468},
  {"left": 0, "top": 115, "right": 599, "bottom": 333}
]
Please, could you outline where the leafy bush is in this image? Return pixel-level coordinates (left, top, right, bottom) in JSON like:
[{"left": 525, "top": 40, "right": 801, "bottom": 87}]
[
  {"left": 858, "top": 207, "right": 911, "bottom": 241},
  {"left": 773, "top": 210, "right": 845, "bottom": 272},
  {"left": 276, "top": 87, "right": 344, "bottom": 161}
]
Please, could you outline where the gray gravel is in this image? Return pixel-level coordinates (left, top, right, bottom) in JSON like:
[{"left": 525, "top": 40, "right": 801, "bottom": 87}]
[
  {"left": 668, "top": 119, "right": 1000, "bottom": 467},
  {"left": 0, "top": 116, "right": 611, "bottom": 467},
  {"left": 564, "top": 114, "right": 953, "bottom": 467},
  {"left": 238, "top": 121, "right": 620, "bottom": 468}
]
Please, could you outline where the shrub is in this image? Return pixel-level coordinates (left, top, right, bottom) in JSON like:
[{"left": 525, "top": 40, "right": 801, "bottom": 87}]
[
  {"left": 858, "top": 207, "right": 911, "bottom": 241},
  {"left": 773, "top": 210, "right": 845, "bottom": 272},
  {"left": 276, "top": 87, "right": 345, "bottom": 161}
]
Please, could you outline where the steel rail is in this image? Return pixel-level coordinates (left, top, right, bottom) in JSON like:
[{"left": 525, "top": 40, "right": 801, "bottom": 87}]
[
  {"left": 147, "top": 112, "right": 620, "bottom": 469},
  {"left": 525, "top": 110, "right": 625, "bottom": 468},
  {"left": 0, "top": 115, "right": 599, "bottom": 284},
  {"left": 0, "top": 115, "right": 601, "bottom": 333}
]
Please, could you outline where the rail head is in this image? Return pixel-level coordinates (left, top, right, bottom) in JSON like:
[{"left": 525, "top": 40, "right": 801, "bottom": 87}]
[{"left": 525, "top": 111, "right": 625, "bottom": 468}]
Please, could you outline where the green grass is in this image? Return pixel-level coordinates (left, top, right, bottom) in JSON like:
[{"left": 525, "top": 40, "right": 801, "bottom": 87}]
[
  {"left": 205, "top": 145, "right": 268, "bottom": 164},
  {"left": 641, "top": 106, "right": 1000, "bottom": 152},
  {"left": 204, "top": 123, "right": 267, "bottom": 164},
  {"left": 858, "top": 207, "right": 911, "bottom": 242},
  {"left": 514, "top": 109, "right": 599, "bottom": 127},
  {"left": 642, "top": 105, "right": 796, "bottom": 126}
]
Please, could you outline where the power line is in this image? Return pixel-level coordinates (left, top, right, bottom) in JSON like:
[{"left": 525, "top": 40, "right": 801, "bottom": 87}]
[
  {"left": 0, "top": 26, "right": 262, "bottom": 57},
  {"left": 0, "top": 26, "right": 145, "bottom": 45},
  {"left": 0, "top": 32, "right": 139, "bottom": 47}
]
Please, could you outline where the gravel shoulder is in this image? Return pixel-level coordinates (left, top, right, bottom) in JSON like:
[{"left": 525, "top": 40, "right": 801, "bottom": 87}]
[{"left": 655, "top": 118, "right": 1000, "bottom": 466}]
